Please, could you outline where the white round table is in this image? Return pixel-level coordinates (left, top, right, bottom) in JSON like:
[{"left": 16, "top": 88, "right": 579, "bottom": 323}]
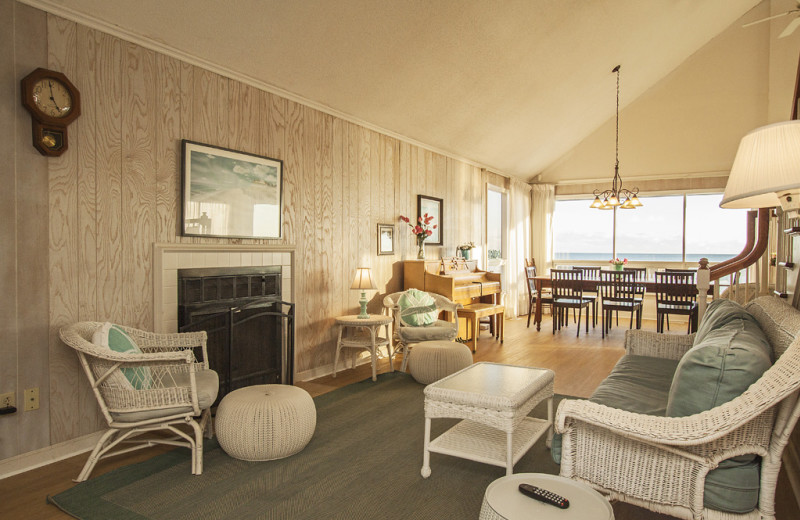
[
  {"left": 479, "top": 473, "right": 614, "bottom": 520},
  {"left": 333, "top": 314, "right": 393, "bottom": 381}
]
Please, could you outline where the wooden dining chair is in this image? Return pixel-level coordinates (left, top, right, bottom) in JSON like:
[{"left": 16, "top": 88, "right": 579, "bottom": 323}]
[
  {"left": 598, "top": 270, "right": 643, "bottom": 338},
  {"left": 525, "top": 265, "right": 552, "bottom": 328},
  {"left": 573, "top": 267, "right": 600, "bottom": 326},
  {"left": 655, "top": 271, "right": 698, "bottom": 334},
  {"left": 623, "top": 267, "right": 646, "bottom": 328},
  {"left": 550, "top": 269, "right": 591, "bottom": 337}
]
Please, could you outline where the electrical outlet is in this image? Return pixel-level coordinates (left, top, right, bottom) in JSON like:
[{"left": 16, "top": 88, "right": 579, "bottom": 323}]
[
  {"left": 0, "top": 392, "right": 14, "bottom": 408},
  {"left": 24, "top": 387, "right": 39, "bottom": 411}
]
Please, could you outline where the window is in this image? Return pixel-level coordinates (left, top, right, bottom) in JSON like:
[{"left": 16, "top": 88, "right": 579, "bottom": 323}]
[
  {"left": 552, "top": 199, "right": 613, "bottom": 260},
  {"left": 486, "top": 186, "right": 507, "bottom": 272},
  {"left": 553, "top": 193, "right": 747, "bottom": 263},
  {"left": 616, "top": 196, "right": 683, "bottom": 261},
  {"left": 685, "top": 194, "right": 747, "bottom": 262}
]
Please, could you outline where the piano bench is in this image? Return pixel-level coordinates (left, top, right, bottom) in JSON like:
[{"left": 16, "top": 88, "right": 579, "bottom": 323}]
[{"left": 460, "top": 303, "right": 504, "bottom": 353}]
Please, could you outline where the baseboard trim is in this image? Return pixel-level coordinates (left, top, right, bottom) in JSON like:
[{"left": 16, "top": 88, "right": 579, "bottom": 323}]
[
  {"left": 783, "top": 437, "right": 800, "bottom": 512},
  {"left": 0, "top": 430, "right": 103, "bottom": 480}
]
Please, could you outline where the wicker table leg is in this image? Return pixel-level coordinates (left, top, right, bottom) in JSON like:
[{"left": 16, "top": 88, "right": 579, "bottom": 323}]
[{"left": 421, "top": 417, "right": 432, "bottom": 478}]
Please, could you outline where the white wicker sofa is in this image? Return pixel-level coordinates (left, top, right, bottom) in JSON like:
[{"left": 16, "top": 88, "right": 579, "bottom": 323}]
[{"left": 554, "top": 296, "right": 800, "bottom": 520}]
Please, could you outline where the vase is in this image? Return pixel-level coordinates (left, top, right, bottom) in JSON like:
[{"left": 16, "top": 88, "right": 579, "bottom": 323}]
[
  {"left": 613, "top": 264, "right": 624, "bottom": 271},
  {"left": 416, "top": 237, "right": 426, "bottom": 259},
  {"left": 461, "top": 249, "right": 471, "bottom": 260}
]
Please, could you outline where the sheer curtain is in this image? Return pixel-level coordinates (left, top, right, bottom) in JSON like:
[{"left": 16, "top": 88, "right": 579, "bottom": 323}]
[
  {"left": 531, "top": 184, "right": 555, "bottom": 276},
  {"left": 506, "top": 179, "right": 532, "bottom": 317}
]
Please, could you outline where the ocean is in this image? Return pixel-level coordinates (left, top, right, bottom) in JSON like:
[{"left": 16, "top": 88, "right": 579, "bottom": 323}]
[{"left": 553, "top": 253, "right": 733, "bottom": 263}]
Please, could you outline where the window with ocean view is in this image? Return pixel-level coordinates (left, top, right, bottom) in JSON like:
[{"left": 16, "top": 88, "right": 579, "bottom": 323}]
[{"left": 553, "top": 193, "right": 747, "bottom": 263}]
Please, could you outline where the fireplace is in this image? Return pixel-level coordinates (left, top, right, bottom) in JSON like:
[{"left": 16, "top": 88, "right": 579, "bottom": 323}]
[{"left": 178, "top": 266, "right": 295, "bottom": 403}]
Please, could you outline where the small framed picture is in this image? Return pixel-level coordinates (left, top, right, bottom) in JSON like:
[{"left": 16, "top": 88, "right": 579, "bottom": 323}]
[
  {"left": 377, "top": 224, "right": 394, "bottom": 255},
  {"left": 417, "top": 195, "right": 443, "bottom": 245}
]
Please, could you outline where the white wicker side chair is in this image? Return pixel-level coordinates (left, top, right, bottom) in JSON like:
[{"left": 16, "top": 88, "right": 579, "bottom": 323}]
[
  {"left": 555, "top": 296, "right": 800, "bottom": 520},
  {"left": 59, "top": 322, "right": 219, "bottom": 482},
  {"left": 383, "top": 291, "right": 461, "bottom": 372}
]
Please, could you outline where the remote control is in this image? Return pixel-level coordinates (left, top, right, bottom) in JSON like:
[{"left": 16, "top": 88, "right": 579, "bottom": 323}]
[{"left": 518, "top": 483, "right": 570, "bottom": 509}]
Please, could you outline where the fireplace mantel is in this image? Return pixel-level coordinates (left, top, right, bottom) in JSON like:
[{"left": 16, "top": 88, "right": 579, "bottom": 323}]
[{"left": 153, "top": 243, "right": 295, "bottom": 333}]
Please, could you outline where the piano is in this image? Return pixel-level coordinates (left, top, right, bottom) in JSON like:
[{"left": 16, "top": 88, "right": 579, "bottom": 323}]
[{"left": 403, "top": 258, "right": 502, "bottom": 306}]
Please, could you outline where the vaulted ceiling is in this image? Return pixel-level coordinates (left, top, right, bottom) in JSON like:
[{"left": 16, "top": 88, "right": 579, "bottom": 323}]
[{"left": 34, "top": 0, "right": 764, "bottom": 178}]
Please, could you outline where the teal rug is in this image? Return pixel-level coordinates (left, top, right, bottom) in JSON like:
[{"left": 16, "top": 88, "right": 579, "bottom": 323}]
[{"left": 49, "top": 372, "right": 563, "bottom": 519}]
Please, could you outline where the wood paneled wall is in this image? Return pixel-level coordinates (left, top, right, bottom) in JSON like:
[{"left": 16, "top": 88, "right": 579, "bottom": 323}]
[{"left": 1, "top": 3, "right": 506, "bottom": 457}]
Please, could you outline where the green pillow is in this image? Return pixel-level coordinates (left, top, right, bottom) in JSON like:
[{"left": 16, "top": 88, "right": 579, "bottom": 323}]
[
  {"left": 694, "top": 298, "right": 760, "bottom": 346},
  {"left": 92, "top": 323, "right": 152, "bottom": 390},
  {"left": 398, "top": 289, "right": 438, "bottom": 326}
]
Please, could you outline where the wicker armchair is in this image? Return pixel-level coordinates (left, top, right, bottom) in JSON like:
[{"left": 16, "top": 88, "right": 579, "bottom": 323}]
[
  {"left": 383, "top": 291, "right": 461, "bottom": 371},
  {"left": 555, "top": 296, "right": 800, "bottom": 520},
  {"left": 59, "top": 322, "right": 219, "bottom": 482}
]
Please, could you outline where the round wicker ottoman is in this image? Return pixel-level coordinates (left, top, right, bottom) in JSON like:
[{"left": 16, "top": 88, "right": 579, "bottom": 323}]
[
  {"left": 215, "top": 385, "right": 316, "bottom": 461},
  {"left": 407, "top": 340, "right": 473, "bottom": 384}
]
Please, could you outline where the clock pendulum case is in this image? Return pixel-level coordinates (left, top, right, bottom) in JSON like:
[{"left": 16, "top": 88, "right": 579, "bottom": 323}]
[{"left": 20, "top": 68, "right": 81, "bottom": 157}]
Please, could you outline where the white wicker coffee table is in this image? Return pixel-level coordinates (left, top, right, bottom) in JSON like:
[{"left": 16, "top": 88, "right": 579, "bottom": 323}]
[
  {"left": 421, "top": 362, "right": 554, "bottom": 477},
  {"left": 479, "top": 473, "right": 614, "bottom": 520}
]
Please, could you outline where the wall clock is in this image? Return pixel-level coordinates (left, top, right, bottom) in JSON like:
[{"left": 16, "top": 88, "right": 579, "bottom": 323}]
[{"left": 20, "top": 68, "right": 81, "bottom": 157}]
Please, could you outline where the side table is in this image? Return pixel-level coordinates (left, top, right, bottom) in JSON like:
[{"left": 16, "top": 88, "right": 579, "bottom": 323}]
[
  {"left": 479, "top": 473, "right": 614, "bottom": 520},
  {"left": 333, "top": 314, "right": 393, "bottom": 382}
]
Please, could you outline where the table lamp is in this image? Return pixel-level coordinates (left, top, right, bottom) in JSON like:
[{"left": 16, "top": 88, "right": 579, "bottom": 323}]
[
  {"left": 351, "top": 267, "right": 377, "bottom": 319},
  {"left": 721, "top": 120, "right": 800, "bottom": 216}
]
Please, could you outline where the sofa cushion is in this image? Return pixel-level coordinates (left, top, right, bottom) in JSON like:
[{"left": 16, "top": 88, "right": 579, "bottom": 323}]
[
  {"left": 398, "top": 289, "right": 438, "bottom": 326},
  {"left": 694, "top": 298, "right": 763, "bottom": 346},
  {"left": 552, "top": 354, "right": 679, "bottom": 463},
  {"left": 666, "top": 304, "right": 772, "bottom": 418},
  {"left": 110, "top": 369, "right": 219, "bottom": 423},
  {"left": 397, "top": 320, "right": 457, "bottom": 342}
]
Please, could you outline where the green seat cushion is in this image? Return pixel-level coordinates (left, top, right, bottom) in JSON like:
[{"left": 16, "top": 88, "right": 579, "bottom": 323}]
[
  {"left": 398, "top": 289, "right": 438, "bottom": 326},
  {"left": 552, "top": 355, "right": 678, "bottom": 463},
  {"left": 92, "top": 322, "right": 152, "bottom": 390},
  {"left": 694, "top": 298, "right": 764, "bottom": 346}
]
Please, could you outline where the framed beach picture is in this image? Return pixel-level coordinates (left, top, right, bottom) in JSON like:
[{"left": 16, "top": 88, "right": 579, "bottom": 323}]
[
  {"left": 377, "top": 224, "right": 394, "bottom": 255},
  {"left": 181, "top": 140, "right": 283, "bottom": 239},
  {"left": 417, "top": 195, "right": 443, "bottom": 245}
]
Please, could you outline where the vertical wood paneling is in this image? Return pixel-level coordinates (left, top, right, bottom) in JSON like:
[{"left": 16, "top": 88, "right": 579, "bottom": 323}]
[
  {"left": 121, "top": 43, "right": 157, "bottom": 330},
  {"left": 0, "top": 0, "right": 20, "bottom": 459},
  {"left": 155, "top": 54, "right": 180, "bottom": 244},
  {"left": 47, "top": 14, "right": 81, "bottom": 444},
  {"left": 3, "top": 11, "right": 505, "bottom": 456},
  {"left": 95, "top": 32, "right": 123, "bottom": 321}
]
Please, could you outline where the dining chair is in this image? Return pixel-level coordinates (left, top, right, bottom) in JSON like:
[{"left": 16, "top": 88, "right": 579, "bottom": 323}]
[
  {"left": 623, "top": 267, "right": 646, "bottom": 327},
  {"left": 573, "top": 266, "right": 600, "bottom": 326},
  {"left": 550, "top": 269, "right": 592, "bottom": 337},
  {"left": 598, "top": 270, "right": 643, "bottom": 338},
  {"left": 655, "top": 271, "right": 698, "bottom": 334},
  {"left": 525, "top": 265, "right": 552, "bottom": 328}
]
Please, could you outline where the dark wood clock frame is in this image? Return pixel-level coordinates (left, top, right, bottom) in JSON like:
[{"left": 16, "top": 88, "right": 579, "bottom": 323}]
[{"left": 20, "top": 68, "right": 81, "bottom": 157}]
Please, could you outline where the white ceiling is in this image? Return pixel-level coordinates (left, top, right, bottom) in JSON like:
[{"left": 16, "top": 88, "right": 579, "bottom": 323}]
[{"left": 35, "top": 0, "right": 764, "bottom": 179}]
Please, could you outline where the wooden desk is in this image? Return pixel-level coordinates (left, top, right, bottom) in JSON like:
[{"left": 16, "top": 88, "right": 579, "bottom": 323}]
[{"left": 532, "top": 274, "right": 703, "bottom": 332}]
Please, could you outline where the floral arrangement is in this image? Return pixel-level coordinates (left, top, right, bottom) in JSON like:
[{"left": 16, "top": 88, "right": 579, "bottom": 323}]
[
  {"left": 609, "top": 257, "right": 628, "bottom": 266},
  {"left": 458, "top": 242, "right": 475, "bottom": 251},
  {"left": 399, "top": 214, "right": 436, "bottom": 241}
]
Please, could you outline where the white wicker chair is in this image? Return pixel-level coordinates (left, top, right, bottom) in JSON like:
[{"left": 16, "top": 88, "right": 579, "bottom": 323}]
[
  {"left": 59, "top": 322, "right": 218, "bottom": 482},
  {"left": 383, "top": 291, "right": 461, "bottom": 372},
  {"left": 555, "top": 296, "right": 800, "bottom": 520}
]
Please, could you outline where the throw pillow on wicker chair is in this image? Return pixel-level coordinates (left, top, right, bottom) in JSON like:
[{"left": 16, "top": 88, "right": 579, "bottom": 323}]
[
  {"left": 398, "top": 289, "right": 438, "bottom": 326},
  {"left": 92, "top": 322, "right": 153, "bottom": 390}
]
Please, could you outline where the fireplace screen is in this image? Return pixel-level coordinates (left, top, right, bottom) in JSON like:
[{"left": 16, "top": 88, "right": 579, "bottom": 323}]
[{"left": 178, "top": 266, "right": 294, "bottom": 404}]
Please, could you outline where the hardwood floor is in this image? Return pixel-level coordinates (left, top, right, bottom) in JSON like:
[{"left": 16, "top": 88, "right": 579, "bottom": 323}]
[{"left": 1, "top": 315, "right": 796, "bottom": 519}]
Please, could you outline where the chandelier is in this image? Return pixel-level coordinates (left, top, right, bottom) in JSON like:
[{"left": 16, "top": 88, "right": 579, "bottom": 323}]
[{"left": 590, "top": 65, "right": 642, "bottom": 210}]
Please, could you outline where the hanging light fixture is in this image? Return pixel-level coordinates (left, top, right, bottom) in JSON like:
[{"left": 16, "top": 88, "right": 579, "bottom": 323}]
[{"left": 590, "top": 65, "right": 642, "bottom": 210}]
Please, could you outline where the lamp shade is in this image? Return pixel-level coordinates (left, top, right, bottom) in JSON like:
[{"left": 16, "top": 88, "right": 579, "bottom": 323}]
[
  {"left": 721, "top": 121, "right": 800, "bottom": 209},
  {"left": 350, "top": 267, "right": 377, "bottom": 290}
]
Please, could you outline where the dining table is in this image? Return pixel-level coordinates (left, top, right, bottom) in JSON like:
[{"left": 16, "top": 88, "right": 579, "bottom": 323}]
[{"left": 531, "top": 273, "right": 703, "bottom": 332}]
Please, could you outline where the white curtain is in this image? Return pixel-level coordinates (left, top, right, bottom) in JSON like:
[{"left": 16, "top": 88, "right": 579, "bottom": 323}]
[
  {"left": 506, "top": 179, "right": 532, "bottom": 317},
  {"left": 531, "top": 184, "right": 555, "bottom": 276}
]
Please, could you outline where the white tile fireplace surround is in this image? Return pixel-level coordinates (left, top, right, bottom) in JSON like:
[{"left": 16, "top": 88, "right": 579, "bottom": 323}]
[{"left": 153, "top": 243, "right": 294, "bottom": 334}]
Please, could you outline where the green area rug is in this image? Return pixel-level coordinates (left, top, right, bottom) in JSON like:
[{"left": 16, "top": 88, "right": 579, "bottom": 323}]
[{"left": 49, "top": 372, "right": 563, "bottom": 520}]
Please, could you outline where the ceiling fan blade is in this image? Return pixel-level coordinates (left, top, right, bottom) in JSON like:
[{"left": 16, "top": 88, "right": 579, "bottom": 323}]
[
  {"left": 742, "top": 10, "right": 793, "bottom": 28},
  {"left": 779, "top": 16, "right": 800, "bottom": 37}
]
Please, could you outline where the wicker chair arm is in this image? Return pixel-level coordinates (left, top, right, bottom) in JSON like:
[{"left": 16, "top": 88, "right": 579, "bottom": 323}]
[
  {"left": 623, "top": 329, "right": 695, "bottom": 360},
  {"left": 555, "top": 395, "right": 770, "bottom": 448},
  {"left": 87, "top": 346, "right": 194, "bottom": 364}
]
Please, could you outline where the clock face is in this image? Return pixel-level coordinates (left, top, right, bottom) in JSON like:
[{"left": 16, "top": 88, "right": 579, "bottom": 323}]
[{"left": 31, "top": 78, "right": 73, "bottom": 118}]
